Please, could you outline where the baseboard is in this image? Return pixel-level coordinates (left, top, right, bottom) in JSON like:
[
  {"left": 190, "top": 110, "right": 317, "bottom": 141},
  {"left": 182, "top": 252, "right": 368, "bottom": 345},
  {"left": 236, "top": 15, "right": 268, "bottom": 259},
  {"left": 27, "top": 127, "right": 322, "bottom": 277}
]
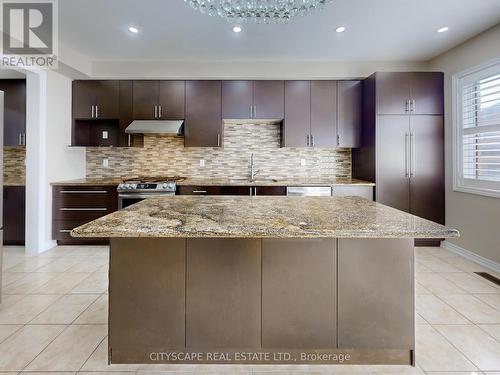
[{"left": 441, "top": 240, "right": 500, "bottom": 274}]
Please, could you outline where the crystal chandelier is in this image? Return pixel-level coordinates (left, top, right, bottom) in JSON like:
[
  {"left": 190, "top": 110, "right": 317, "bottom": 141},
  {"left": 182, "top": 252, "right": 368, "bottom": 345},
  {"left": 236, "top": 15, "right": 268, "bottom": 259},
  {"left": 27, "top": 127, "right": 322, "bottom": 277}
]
[{"left": 184, "top": 0, "right": 333, "bottom": 24}]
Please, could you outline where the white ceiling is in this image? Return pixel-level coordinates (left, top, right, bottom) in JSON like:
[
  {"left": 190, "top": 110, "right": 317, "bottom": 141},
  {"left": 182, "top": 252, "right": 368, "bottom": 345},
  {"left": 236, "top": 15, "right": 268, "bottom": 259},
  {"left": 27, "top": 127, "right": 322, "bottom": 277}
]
[{"left": 59, "top": 0, "right": 500, "bottom": 62}]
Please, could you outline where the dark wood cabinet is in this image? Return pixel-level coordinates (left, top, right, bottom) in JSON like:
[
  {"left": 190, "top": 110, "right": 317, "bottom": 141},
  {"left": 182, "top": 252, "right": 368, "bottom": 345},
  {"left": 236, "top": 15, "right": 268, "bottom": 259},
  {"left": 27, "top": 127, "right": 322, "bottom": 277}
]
[
  {"left": 133, "top": 80, "right": 185, "bottom": 120},
  {"left": 3, "top": 186, "right": 25, "bottom": 245},
  {"left": 337, "top": 80, "right": 362, "bottom": 148},
  {"left": 353, "top": 72, "right": 445, "bottom": 231},
  {"left": 177, "top": 185, "right": 221, "bottom": 195},
  {"left": 253, "top": 80, "right": 284, "bottom": 119},
  {"left": 73, "top": 80, "right": 119, "bottom": 119},
  {"left": 284, "top": 81, "right": 311, "bottom": 147},
  {"left": 185, "top": 80, "right": 222, "bottom": 147},
  {"left": 0, "top": 79, "right": 26, "bottom": 146},
  {"left": 180, "top": 185, "right": 286, "bottom": 196},
  {"left": 52, "top": 185, "right": 118, "bottom": 244},
  {"left": 375, "top": 72, "right": 444, "bottom": 115},
  {"left": 222, "top": 80, "right": 284, "bottom": 120},
  {"left": 118, "top": 81, "right": 143, "bottom": 147},
  {"left": 311, "top": 80, "right": 337, "bottom": 147},
  {"left": 220, "top": 186, "right": 251, "bottom": 195},
  {"left": 255, "top": 186, "right": 286, "bottom": 195}
]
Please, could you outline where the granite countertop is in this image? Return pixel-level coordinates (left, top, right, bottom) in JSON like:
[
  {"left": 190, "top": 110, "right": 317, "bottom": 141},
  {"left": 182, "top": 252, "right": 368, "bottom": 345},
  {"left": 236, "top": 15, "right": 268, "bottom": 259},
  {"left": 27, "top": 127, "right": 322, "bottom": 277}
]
[
  {"left": 51, "top": 177, "right": 375, "bottom": 187},
  {"left": 72, "top": 196, "right": 459, "bottom": 239}
]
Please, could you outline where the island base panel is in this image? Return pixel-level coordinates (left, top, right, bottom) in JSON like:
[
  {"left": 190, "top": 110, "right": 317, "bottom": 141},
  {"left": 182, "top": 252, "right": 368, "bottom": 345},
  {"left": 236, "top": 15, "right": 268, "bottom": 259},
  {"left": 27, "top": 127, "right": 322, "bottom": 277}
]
[{"left": 109, "top": 237, "right": 415, "bottom": 365}]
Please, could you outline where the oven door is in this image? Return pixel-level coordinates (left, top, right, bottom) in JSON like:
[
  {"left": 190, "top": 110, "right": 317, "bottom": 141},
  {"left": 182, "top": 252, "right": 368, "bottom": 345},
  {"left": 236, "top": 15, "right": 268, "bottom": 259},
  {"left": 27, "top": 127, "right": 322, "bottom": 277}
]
[{"left": 118, "top": 193, "right": 173, "bottom": 210}]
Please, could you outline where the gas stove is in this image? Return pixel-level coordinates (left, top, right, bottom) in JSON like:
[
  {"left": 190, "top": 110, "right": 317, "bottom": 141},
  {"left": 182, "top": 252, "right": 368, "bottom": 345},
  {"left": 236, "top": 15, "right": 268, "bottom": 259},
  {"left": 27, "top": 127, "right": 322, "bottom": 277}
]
[{"left": 117, "top": 176, "right": 186, "bottom": 209}]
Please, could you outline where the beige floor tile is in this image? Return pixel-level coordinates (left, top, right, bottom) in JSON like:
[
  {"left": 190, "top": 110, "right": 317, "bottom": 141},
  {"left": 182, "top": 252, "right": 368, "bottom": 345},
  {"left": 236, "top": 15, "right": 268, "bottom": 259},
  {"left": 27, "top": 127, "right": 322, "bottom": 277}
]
[
  {"left": 137, "top": 364, "right": 197, "bottom": 372},
  {"left": 71, "top": 272, "right": 108, "bottom": 294},
  {"left": 478, "top": 325, "right": 500, "bottom": 341},
  {"left": 416, "top": 273, "right": 468, "bottom": 294},
  {"left": 442, "top": 258, "right": 492, "bottom": 273},
  {"left": 475, "top": 294, "right": 500, "bottom": 311},
  {"left": 425, "top": 372, "right": 483, "bottom": 375},
  {"left": 74, "top": 294, "right": 108, "bottom": 324},
  {"left": 32, "top": 272, "right": 92, "bottom": 294},
  {"left": 0, "top": 293, "right": 25, "bottom": 307},
  {"left": 415, "top": 247, "right": 440, "bottom": 258},
  {"left": 417, "top": 258, "right": 463, "bottom": 273},
  {"left": 428, "top": 248, "right": 461, "bottom": 259},
  {"left": 0, "top": 324, "right": 22, "bottom": 343},
  {"left": 416, "top": 313, "right": 429, "bottom": 325},
  {"left": 25, "top": 324, "right": 107, "bottom": 371},
  {"left": 6, "top": 257, "right": 55, "bottom": 272},
  {"left": 79, "top": 372, "right": 138, "bottom": 375},
  {"left": 416, "top": 294, "right": 470, "bottom": 324},
  {"left": 30, "top": 294, "right": 100, "bottom": 324},
  {"left": 415, "top": 325, "right": 477, "bottom": 372},
  {"left": 66, "top": 258, "right": 108, "bottom": 273},
  {"left": 0, "top": 324, "right": 65, "bottom": 371},
  {"left": 435, "top": 325, "right": 500, "bottom": 371},
  {"left": 22, "top": 372, "right": 75, "bottom": 375},
  {"left": 81, "top": 337, "right": 139, "bottom": 372},
  {"left": 443, "top": 273, "right": 500, "bottom": 294},
  {"left": 416, "top": 283, "right": 432, "bottom": 295},
  {"left": 3, "top": 272, "right": 61, "bottom": 294},
  {"left": 1, "top": 271, "right": 29, "bottom": 286},
  {"left": 0, "top": 294, "right": 60, "bottom": 324},
  {"left": 35, "top": 258, "right": 81, "bottom": 273},
  {"left": 439, "top": 295, "right": 500, "bottom": 324}
]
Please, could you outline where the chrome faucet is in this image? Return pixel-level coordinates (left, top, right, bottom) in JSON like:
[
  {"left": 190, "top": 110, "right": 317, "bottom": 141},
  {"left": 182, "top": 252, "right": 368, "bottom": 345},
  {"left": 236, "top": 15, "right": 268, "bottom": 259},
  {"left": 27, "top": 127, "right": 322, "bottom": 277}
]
[{"left": 250, "top": 153, "right": 260, "bottom": 182}]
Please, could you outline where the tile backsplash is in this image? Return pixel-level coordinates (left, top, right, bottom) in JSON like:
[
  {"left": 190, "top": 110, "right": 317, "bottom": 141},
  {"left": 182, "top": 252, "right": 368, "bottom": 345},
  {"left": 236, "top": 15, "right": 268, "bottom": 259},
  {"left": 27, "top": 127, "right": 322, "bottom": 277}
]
[
  {"left": 86, "top": 123, "right": 351, "bottom": 180},
  {"left": 4, "top": 146, "right": 26, "bottom": 184}
]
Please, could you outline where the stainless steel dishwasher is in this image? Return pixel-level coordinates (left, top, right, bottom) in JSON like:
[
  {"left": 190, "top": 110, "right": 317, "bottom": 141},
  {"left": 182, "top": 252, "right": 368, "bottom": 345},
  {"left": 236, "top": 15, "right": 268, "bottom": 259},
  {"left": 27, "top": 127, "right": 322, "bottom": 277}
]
[{"left": 286, "top": 186, "right": 332, "bottom": 196}]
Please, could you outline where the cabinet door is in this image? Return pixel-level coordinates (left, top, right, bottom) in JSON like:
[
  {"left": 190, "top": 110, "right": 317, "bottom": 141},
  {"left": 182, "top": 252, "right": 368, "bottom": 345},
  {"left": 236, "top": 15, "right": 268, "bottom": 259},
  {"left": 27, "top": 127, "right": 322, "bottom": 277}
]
[
  {"left": 133, "top": 81, "right": 159, "bottom": 119},
  {"left": 284, "top": 81, "right": 310, "bottom": 147},
  {"left": 220, "top": 186, "right": 252, "bottom": 195},
  {"left": 409, "top": 116, "right": 444, "bottom": 223},
  {"left": 376, "top": 115, "right": 410, "bottom": 212},
  {"left": 410, "top": 72, "right": 444, "bottom": 115},
  {"left": 185, "top": 80, "right": 222, "bottom": 147},
  {"left": 255, "top": 186, "right": 286, "bottom": 196},
  {"left": 3, "top": 186, "right": 25, "bottom": 245},
  {"left": 310, "top": 80, "right": 337, "bottom": 147},
  {"left": 0, "top": 80, "right": 26, "bottom": 146},
  {"left": 73, "top": 81, "right": 96, "bottom": 119},
  {"left": 376, "top": 72, "right": 411, "bottom": 115},
  {"left": 94, "top": 81, "right": 119, "bottom": 119},
  {"left": 159, "top": 81, "right": 185, "bottom": 120},
  {"left": 222, "top": 81, "right": 253, "bottom": 119},
  {"left": 253, "top": 80, "right": 284, "bottom": 119},
  {"left": 337, "top": 80, "right": 362, "bottom": 148}
]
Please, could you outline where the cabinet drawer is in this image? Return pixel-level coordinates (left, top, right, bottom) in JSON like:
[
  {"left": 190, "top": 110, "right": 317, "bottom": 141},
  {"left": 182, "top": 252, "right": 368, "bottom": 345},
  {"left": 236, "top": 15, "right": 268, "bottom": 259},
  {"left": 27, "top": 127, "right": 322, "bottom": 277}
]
[
  {"left": 255, "top": 186, "right": 286, "bottom": 196},
  {"left": 177, "top": 186, "right": 221, "bottom": 195},
  {"left": 220, "top": 186, "right": 251, "bottom": 195},
  {"left": 53, "top": 185, "right": 118, "bottom": 209}
]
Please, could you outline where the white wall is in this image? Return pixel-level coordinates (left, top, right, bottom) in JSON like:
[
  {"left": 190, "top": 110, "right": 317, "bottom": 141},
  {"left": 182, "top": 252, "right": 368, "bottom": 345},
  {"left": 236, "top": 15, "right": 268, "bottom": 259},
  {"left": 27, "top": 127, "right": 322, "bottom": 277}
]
[
  {"left": 25, "top": 69, "right": 85, "bottom": 254},
  {"left": 430, "top": 24, "right": 500, "bottom": 264}
]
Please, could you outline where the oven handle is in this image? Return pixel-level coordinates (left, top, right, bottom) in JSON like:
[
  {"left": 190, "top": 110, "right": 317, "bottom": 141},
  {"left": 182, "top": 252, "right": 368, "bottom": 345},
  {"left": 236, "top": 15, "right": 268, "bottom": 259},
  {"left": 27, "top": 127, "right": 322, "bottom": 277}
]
[{"left": 118, "top": 193, "right": 175, "bottom": 199}]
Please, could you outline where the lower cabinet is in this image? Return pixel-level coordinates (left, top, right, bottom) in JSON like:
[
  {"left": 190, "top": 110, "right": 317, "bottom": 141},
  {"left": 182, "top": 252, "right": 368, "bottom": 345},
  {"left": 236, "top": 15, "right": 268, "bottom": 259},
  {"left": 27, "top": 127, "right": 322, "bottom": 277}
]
[
  {"left": 176, "top": 186, "right": 221, "bottom": 195},
  {"left": 52, "top": 185, "right": 117, "bottom": 244},
  {"left": 3, "top": 186, "right": 25, "bottom": 245}
]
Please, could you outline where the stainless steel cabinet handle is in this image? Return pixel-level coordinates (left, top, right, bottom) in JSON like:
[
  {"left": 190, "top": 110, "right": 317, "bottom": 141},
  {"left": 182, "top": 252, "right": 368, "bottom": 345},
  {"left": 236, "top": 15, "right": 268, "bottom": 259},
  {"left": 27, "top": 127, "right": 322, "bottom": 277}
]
[
  {"left": 306, "top": 134, "right": 310, "bottom": 147},
  {"left": 59, "top": 208, "right": 107, "bottom": 211},
  {"left": 249, "top": 105, "right": 253, "bottom": 118},
  {"left": 410, "top": 132, "right": 416, "bottom": 177},
  {"left": 411, "top": 100, "right": 416, "bottom": 113},
  {"left": 253, "top": 105, "right": 257, "bottom": 118},
  {"left": 192, "top": 190, "right": 207, "bottom": 194},
  {"left": 18, "top": 133, "right": 22, "bottom": 146},
  {"left": 128, "top": 134, "right": 132, "bottom": 147},
  {"left": 337, "top": 134, "right": 340, "bottom": 147},
  {"left": 405, "top": 100, "right": 409, "bottom": 113},
  {"left": 154, "top": 105, "right": 157, "bottom": 118},
  {"left": 217, "top": 133, "right": 221, "bottom": 147},
  {"left": 311, "top": 134, "right": 315, "bottom": 147},
  {"left": 59, "top": 230, "right": 72, "bottom": 233},
  {"left": 22, "top": 133, "right": 26, "bottom": 146},
  {"left": 60, "top": 190, "right": 107, "bottom": 194},
  {"left": 95, "top": 105, "right": 99, "bottom": 118},
  {"left": 405, "top": 133, "right": 409, "bottom": 178},
  {"left": 91, "top": 105, "right": 95, "bottom": 118},
  {"left": 254, "top": 187, "right": 257, "bottom": 196},
  {"left": 159, "top": 105, "right": 162, "bottom": 118}
]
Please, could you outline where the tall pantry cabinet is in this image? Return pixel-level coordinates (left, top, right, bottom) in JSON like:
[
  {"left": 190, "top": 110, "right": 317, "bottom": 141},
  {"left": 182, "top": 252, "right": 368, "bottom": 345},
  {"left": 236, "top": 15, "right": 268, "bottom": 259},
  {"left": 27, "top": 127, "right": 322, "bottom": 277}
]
[{"left": 353, "top": 72, "right": 445, "bottom": 236}]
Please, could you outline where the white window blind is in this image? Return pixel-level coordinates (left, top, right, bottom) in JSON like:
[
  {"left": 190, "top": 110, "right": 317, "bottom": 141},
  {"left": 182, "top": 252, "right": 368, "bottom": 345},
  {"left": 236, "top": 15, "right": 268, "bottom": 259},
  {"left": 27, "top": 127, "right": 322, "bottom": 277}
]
[{"left": 454, "top": 59, "right": 500, "bottom": 198}]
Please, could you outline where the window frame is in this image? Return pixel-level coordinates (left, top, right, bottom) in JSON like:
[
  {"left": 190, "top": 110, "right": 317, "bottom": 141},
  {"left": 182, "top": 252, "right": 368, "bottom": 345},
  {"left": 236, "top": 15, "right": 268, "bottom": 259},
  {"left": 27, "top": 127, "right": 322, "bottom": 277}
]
[{"left": 452, "top": 56, "right": 500, "bottom": 199}]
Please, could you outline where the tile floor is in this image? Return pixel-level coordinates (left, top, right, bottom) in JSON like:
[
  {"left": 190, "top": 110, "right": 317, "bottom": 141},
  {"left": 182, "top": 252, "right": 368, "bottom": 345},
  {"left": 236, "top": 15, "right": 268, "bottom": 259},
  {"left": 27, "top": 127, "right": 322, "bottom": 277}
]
[{"left": 1, "top": 245, "right": 500, "bottom": 375}]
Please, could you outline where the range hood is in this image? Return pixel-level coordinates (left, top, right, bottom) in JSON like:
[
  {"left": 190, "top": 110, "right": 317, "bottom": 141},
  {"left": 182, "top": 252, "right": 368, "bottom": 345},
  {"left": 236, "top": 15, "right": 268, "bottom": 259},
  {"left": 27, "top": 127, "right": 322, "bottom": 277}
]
[{"left": 125, "top": 120, "right": 184, "bottom": 136}]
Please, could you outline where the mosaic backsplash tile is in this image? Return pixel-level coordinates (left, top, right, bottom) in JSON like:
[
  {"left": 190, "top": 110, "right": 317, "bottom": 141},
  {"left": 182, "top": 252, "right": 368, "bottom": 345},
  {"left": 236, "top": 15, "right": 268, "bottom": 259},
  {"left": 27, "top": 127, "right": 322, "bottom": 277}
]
[
  {"left": 4, "top": 146, "right": 26, "bottom": 185},
  {"left": 86, "top": 123, "right": 351, "bottom": 180}
]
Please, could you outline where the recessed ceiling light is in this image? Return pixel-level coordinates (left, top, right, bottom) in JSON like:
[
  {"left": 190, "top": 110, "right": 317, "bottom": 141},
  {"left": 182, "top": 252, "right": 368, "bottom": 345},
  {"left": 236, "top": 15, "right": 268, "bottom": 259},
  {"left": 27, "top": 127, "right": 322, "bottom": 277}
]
[
  {"left": 437, "top": 26, "right": 449, "bottom": 33},
  {"left": 233, "top": 26, "right": 242, "bottom": 33},
  {"left": 128, "top": 26, "right": 139, "bottom": 33},
  {"left": 335, "top": 26, "right": 346, "bottom": 33}
]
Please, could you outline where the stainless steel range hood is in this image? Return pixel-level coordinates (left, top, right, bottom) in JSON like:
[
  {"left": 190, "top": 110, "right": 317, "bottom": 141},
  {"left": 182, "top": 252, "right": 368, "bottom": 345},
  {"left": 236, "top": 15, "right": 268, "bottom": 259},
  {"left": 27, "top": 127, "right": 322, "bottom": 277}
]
[{"left": 125, "top": 120, "right": 184, "bottom": 136}]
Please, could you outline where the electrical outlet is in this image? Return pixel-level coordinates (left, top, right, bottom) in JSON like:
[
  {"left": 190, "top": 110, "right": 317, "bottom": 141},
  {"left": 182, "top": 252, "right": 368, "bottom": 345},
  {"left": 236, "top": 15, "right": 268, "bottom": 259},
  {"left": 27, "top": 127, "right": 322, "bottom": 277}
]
[
  {"left": 102, "top": 131, "right": 108, "bottom": 139},
  {"left": 300, "top": 158, "right": 307, "bottom": 167},
  {"left": 199, "top": 159, "right": 205, "bottom": 167},
  {"left": 102, "top": 158, "right": 109, "bottom": 168}
]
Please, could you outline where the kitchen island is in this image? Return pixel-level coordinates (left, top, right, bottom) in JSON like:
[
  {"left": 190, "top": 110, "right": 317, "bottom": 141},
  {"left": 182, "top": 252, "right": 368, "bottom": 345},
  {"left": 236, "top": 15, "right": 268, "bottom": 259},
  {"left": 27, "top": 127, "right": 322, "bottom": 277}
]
[{"left": 72, "top": 196, "right": 458, "bottom": 366}]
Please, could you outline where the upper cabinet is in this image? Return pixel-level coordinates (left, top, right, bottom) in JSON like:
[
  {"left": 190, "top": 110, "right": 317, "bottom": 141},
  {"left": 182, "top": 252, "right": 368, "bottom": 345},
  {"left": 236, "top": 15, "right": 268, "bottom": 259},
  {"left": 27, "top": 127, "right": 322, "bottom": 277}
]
[
  {"left": 376, "top": 72, "right": 444, "bottom": 115},
  {"left": 284, "top": 80, "right": 361, "bottom": 148},
  {"left": 222, "top": 80, "right": 284, "bottom": 120},
  {"left": 133, "top": 80, "right": 185, "bottom": 120},
  {"left": 185, "top": 80, "right": 222, "bottom": 147},
  {"left": 73, "top": 80, "right": 119, "bottom": 119},
  {"left": 0, "top": 79, "right": 26, "bottom": 146}
]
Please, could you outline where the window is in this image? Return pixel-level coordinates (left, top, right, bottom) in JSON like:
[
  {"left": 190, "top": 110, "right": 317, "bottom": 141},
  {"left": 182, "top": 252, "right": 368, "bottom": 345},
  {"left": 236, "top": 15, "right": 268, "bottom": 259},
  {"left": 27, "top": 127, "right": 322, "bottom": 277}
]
[{"left": 453, "top": 58, "right": 500, "bottom": 198}]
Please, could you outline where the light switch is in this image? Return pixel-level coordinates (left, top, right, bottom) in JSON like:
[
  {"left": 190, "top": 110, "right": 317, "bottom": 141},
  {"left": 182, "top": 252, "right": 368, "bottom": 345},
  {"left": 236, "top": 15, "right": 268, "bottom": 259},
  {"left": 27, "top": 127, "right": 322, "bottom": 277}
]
[
  {"left": 300, "top": 158, "right": 307, "bottom": 167},
  {"left": 102, "top": 158, "right": 109, "bottom": 168},
  {"left": 102, "top": 131, "right": 108, "bottom": 139},
  {"left": 199, "top": 159, "right": 205, "bottom": 167}
]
